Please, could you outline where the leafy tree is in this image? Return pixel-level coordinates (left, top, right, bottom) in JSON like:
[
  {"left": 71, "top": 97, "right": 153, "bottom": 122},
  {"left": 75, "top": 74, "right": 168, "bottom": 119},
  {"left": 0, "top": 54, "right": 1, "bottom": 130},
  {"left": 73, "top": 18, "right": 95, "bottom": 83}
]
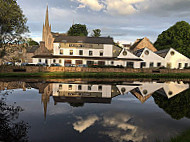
[
  {"left": 154, "top": 21, "right": 190, "bottom": 58},
  {"left": 0, "top": 97, "right": 30, "bottom": 141},
  {"left": 92, "top": 29, "right": 101, "bottom": 37},
  {"left": 152, "top": 88, "right": 190, "bottom": 120},
  {"left": 67, "top": 24, "right": 88, "bottom": 36},
  {"left": 27, "top": 38, "right": 39, "bottom": 46},
  {"left": 0, "top": 0, "right": 29, "bottom": 52}
]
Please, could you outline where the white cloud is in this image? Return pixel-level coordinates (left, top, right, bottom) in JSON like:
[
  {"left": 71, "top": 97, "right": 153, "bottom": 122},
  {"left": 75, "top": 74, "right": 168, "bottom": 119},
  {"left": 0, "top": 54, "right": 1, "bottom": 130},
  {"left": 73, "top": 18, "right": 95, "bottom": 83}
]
[
  {"left": 73, "top": 0, "right": 145, "bottom": 15},
  {"left": 76, "top": 0, "right": 104, "bottom": 11},
  {"left": 105, "top": 0, "right": 145, "bottom": 15},
  {"left": 73, "top": 115, "right": 99, "bottom": 133}
]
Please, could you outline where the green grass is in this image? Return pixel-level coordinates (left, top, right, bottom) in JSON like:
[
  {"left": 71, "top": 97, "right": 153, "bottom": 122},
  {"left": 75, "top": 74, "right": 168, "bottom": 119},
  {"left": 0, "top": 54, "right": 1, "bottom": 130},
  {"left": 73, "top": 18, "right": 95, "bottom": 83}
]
[{"left": 0, "top": 72, "right": 190, "bottom": 78}]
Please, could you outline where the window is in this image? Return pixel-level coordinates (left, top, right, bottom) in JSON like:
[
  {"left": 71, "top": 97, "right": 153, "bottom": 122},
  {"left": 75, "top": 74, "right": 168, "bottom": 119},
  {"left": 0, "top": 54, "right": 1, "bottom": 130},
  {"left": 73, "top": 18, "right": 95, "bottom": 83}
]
[
  {"left": 143, "top": 90, "right": 148, "bottom": 95},
  {"left": 170, "top": 51, "right": 175, "bottom": 56},
  {"left": 88, "top": 85, "right": 92, "bottom": 90},
  {"left": 178, "top": 63, "right": 182, "bottom": 69},
  {"left": 126, "top": 62, "right": 134, "bottom": 68},
  {"left": 45, "top": 59, "right": 48, "bottom": 64},
  {"left": 59, "top": 84, "right": 62, "bottom": 89},
  {"left": 39, "top": 59, "right": 41, "bottom": 63},
  {"left": 157, "top": 62, "right": 161, "bottom": 67},
  {"left": 111, "top": 61, "right": 114, "bottom": 65},
  {"left": 150, "top": 62, "right": 154, "bottom": 67},
  {"left": 53, "top": 59, "right": 56, "bottom": 63},
  {"left": 121, "top": 88, "right": 126, "bottom": 93},
  {"left": 60, "top": 49, "right": 63, "bottom": 54},
  {"left": 168, "top": 91, "right": 173, "bottom": 95},
  {"left": 123, "top": 50, "right": 127, "bottom": 56},
  {"left": 98, "top": 61, "right": 105, "bottom": 66},
  {"left": 98, "top": 85, "right": 102, "bottom": 91},
  {"left": 69, "top": 85, "right": 72, "bottom": 90},
  {"left": 78, "top": 85, "right": 82, "bottom": 90},
  {"left": 59, "top": 59, "right": 62, "bottom": 64},
  {"left": 87, "top": 61, "right": 94, "bottom": 66},
  {"left": 100, "top": 51, "right": 103, "bottom": 56},
  {"left": 140, "top": 62, "right": 146, "bottom": 68},
  {"left": 167, "top": 63, "right": 171, "bottom": 68},
  {"left": 144, "top": 50, "right": 149, "bottom": 55},
  {"left": 89, "top": 51, "right": 93, "bottom": 56},
  {"left": 79, "top": 50, "right": 83, "bottom": 55},
  {"left": 76, "top": 60, "right": 83, "bottom": 65},
  {"left": 185, "top": 63, "right": 188, "bottom": 68},
  {"left": 70, "top": 50, "right": 73, "bottom": 55}
]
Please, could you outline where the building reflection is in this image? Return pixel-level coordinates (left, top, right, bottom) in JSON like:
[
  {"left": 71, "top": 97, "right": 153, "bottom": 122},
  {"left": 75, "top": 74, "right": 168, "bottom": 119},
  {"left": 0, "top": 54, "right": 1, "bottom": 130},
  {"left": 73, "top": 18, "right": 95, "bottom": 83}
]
[{"left": 0, "top": 80, "right": 189, "bottom": 119}]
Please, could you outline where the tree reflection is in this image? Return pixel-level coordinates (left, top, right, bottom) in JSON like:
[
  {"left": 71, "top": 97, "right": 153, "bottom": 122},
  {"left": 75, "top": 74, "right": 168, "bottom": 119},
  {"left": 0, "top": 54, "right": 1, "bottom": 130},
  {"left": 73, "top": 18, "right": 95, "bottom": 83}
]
[
  {"left": 152, "top": 89, "right": 190, "bottom": 120},
  {"left": 0, "top": 97, "right": 30, "bottom": 142}
]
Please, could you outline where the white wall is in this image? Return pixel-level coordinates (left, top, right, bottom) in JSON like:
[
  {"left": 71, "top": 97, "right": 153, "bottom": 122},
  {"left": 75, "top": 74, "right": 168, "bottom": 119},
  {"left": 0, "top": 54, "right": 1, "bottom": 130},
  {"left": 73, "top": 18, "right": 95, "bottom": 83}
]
[
  {"left": 53, "top": 43, "right": 113, "bottom": 57},
  {"left": 164, "top": 48, "right": 190, "bottom": 69},
  {"left": 139, "top": 48, "right": 165, "bottom": 68},
  {"left": 52, "top": 83, "right": 112, "bottom": 98}
]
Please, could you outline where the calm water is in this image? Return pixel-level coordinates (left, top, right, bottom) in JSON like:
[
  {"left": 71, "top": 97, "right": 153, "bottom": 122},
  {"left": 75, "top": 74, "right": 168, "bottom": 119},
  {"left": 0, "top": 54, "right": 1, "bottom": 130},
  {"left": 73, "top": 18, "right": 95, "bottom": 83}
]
[{"left": 1, "top": 79, "right": 190, "bottom": 142}]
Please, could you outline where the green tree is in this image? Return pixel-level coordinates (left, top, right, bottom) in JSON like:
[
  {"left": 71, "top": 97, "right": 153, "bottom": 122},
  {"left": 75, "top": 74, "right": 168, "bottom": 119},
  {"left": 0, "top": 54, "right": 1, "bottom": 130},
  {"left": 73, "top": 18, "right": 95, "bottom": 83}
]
[
  {"left": 92, "top": 29, "right": 101, "bottom": 37},
  {"left": 67, "top": 24, "right": 88, "bottom": 36},
  {"left": 152, "top": 88, "right": 190, "bottom": 120},
  {"left": 154, "top": 21, "right": 190, "bottom": 58},
  {"left": 0, "top": 0, "right": 29, "bottom": 51},
  {"left": 27, "top": 38, "right": 39, "bottom": 46}
]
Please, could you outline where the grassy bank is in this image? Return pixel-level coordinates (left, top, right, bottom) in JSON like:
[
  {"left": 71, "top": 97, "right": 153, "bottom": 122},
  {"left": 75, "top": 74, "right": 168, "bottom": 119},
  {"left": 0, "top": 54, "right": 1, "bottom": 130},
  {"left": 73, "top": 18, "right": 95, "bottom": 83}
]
[{"left": 0, "top": 72, "right": 190, "bottom": 78}]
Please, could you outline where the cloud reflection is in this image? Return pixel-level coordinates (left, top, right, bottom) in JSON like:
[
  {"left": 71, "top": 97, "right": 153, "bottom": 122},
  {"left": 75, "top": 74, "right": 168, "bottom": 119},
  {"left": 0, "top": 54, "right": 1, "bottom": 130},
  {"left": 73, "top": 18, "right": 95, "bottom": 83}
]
[
  {"left": 101, "top": 113, "right": 147, "bottom": 142},
  {"left": 73, "top": 115, "right": 99, "bottom": 133}
]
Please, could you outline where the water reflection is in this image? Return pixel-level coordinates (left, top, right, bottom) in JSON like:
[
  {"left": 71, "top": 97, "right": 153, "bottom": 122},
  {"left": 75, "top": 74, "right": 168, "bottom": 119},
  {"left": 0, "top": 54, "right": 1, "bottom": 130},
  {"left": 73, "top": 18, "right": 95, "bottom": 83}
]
[{"left": 0, "top": 79, "right": 190, "bottom": 142}]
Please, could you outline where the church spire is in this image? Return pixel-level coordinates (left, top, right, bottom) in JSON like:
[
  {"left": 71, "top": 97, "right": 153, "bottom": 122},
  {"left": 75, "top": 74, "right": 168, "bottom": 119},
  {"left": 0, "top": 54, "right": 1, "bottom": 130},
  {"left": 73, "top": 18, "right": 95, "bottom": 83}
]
[{"left": 45, "top": 5, "right": 49, "bottom": 28}]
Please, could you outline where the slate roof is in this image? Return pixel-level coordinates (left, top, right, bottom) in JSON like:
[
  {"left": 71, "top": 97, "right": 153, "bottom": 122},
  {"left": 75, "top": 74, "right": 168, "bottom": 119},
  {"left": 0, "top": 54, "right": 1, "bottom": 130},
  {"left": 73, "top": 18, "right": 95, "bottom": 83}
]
[
  {"left": 52, "top": 34, "right": 114, "bottom": 44},
  {"left": 155, "top": 49, "right": 170, "bottom": 58},
  {"left": 133, "top": 48, "right": 145, "bottom": 57},
  {"left": 26, "top": 46, "right": 39, "bottom": 53}
]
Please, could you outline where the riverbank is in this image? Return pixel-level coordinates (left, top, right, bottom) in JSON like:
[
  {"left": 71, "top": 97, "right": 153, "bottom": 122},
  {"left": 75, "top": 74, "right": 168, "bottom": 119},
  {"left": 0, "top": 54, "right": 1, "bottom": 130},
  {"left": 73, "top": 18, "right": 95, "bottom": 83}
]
[{"left": 1, "top": 72, "right": 190, "bottom": 78}]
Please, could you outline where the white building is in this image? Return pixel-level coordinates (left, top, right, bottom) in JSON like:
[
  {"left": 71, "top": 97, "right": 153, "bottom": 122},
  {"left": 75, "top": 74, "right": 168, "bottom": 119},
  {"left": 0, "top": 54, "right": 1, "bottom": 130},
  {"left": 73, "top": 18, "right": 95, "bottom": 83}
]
[
  {"left": 155, "top": 48, "right": 190, "bottom": 69},
  {"left": 32, "top": 6, "right": 190, "bottom": 69}
]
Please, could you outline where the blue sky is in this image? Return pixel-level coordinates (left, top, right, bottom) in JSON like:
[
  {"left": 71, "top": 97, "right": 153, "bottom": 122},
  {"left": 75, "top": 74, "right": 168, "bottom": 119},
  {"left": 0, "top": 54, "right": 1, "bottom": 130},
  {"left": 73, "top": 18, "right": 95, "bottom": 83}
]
[{"left": 17, "top": 0, "right": 190, "bottom": 44}]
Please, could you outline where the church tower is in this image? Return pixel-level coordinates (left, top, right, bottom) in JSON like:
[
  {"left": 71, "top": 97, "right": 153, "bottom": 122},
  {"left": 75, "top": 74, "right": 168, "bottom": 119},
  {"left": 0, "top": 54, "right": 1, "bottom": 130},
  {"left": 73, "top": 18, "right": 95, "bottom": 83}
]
[{"left": 42, "top": 5, "right": 54, "bottom": 52}]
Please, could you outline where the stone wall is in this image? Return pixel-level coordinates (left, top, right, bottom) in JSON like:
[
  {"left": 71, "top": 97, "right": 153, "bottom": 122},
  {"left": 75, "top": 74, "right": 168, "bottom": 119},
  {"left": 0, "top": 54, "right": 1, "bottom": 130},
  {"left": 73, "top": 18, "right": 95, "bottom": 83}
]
[{"left": 1, "top": 66, "right": 190, "bottom": 74}]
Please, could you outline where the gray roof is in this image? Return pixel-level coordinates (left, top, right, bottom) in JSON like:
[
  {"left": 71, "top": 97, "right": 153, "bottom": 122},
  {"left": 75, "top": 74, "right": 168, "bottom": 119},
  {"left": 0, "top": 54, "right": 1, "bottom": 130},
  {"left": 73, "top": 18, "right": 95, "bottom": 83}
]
[
  {"left": 52, "top": 35, "right": 114, "bottom": 44},
  {"left": 133, "top": 48, "right": 145, "bottom": 57},
  {"left": 155, "top": 49, "right": 170, "bottom": 58},
  {"left": 26, "top": 46, "right": 39, "bottom": 53}
]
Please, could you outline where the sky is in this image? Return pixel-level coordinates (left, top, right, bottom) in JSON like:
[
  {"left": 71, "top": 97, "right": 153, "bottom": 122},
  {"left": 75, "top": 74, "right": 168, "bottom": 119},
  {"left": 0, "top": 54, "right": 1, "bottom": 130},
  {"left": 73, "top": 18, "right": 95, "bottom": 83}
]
[{"left": 17, "top": 0, "right": 190, "bottom": 44}]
